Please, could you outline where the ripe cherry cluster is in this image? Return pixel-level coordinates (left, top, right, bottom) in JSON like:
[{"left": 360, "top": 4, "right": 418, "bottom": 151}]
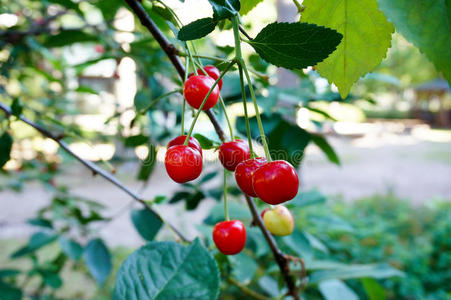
[{"left": 164, "top": 66, "right": 297, "bottom": 255}]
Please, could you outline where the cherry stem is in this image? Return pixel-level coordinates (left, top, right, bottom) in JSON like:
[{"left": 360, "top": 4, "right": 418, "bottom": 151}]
[
  {"left": 223, "top": 169, "right": 230, "bottom": 221},
  {"left": 183, "top": 60, "right": 236, "bottom": 146},
  {"left": 232, "top": 16, "right": 272, "bottom": 161},
  {"left": 238, "top": 65, "right": 254, "bottom": 157},
  {"left": 194, "top": 61, "right": 235, "bottom": 141},
  {"left": 138, "top": 89, "right": 181, "bottom": 115},
  {"left": 181, "top": 57, "right": 190, "bottom": 135}
]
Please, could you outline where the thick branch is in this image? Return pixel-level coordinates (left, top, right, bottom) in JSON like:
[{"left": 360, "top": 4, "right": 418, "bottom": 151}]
[
  {"left": 123, "top": 1, "right": 298, "bottom": 298},
  {"left": 0, "top": 102, "right": 190, "bottom": 243}
]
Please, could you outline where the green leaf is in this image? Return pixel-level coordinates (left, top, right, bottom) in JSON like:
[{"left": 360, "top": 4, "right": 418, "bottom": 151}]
[
  {"left": 193, "top": 133, "right": 220, "bottom": 150},
  {"left": 231, "top": 252, "right": 258, "bottom": 283},
  {"left": 124, "top": 135, "right": 149, "bottom": 147},
  {"left": 377, "top": 0, "right": 451, "bottom": 83},
  {"left": 240, "top": 0, "right": 264, "bottom": 15},
  {"left": 45, "top": 0, "right": 82, "bottom": 15},
  {"left": 309, "top": 264, "right": 403, "bottom": 284},
  {"left": 58, "top": 237, "right": 83, "bottom": 260},
  {"left": 137, "top": 145, "right": 157, "bottom": 181},
  {"left": 113, "top": 240, "right": 220, "bottom": 300},
  {"left": 248, "top": 22, "right": 342, "bottom": 70},
  {"left": 11, "top": 98, "right": 22, "bottom": 117},
  {"left": 75, "top": 85, "right": 98, "bottom": 94},
  {"left": 310, "top": 134, "right": 340, "bottom": 165},
  {"left": 361, "top": 278, "right": 386, "bottom": 300},
  {"left": 319, "top": 279, "right": 358, "bottom": 300},
  {"left": 281, "top": 230, "right": 314, "bottom": 260},
  {"left": 0, "top": 281, "right": 22, "bottom": 300},
  {"left": 0, "top": 269, "right": 20, "bottom": 278},
  {"left": 288, "top": 189, "right": 327, "bottom": 208},
  {"left": 199, "top": 171, "right": 219, "bottom": 184},
  {"left": 39, "top": 270, "right": 63, "bottom": 289},
  {"left": 302, "top": 0, "right": 394, "bottom": 98},
  {"left": 130, "top": 209, "right": 163, "bottom": 241},
  {"left": 0, "top": 132, "right": 13, "bottom": 168},
  {"left": 11, "top": 232, "right": 58, "bottom": 258},
  {"left": 97, "top": 0, "right": 122, "bottom": 21},
  {"left": 83, "top": 239, "right": 112, "bottom": 285},
  {"left": 27, "top": 217, "right": 53, "bottom": 229},
  {"left": 178, "top": 18, "right": 217, "bottom": 41},
  {"left": 44, "top": 30, "right": 99, "bottom": 48},
  {"left": 209, "top": 0, "right": 240, "bottom": 20}
]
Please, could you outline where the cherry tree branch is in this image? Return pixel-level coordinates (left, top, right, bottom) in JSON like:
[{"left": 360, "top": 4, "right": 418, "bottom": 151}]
[
  {"left": 0, "top": 101, "right": 190, "bottom": 243},
  {"left": 123, "top": 1, "right": 299, "bottom": 297}
]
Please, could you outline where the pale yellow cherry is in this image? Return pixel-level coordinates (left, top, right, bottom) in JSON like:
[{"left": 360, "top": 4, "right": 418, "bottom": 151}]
[{"left": 262, "top": 206, "right": 294, "bottom": 236}]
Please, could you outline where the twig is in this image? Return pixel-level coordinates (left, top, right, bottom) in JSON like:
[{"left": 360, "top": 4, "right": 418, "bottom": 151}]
[
  {"left": 239, "top": 25, "right": 253, "bottom": 40},
  {"left": 122, "top": 0, "right": 299, "bottom": 298},
  {"left": 0, "top": 102, "right": 190, "bottom": 243}
]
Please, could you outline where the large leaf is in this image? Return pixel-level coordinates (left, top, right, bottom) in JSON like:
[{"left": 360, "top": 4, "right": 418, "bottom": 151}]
[
  {"left": 209, "top": 0, "right": 240, "bottom": 20},
  {"left": 83, "top": 239, "right": 112, "bottom": 285},
  {"left": 113, "top": 240, "right": 220, "bottom": 300},
  {"left": 0, "top": 132, "right": 13, "bottom": 168},
  {"left": 377, "top": 0, "right": 451, "bottom": 83},
  {"left": 248, "top": 22, "right": 342, "bottom": 70},
  {"left": 309, "top": 263, "right": 403, "bottom": 284},
  {"left": 130, "top": 208, "right": 163, "bottom": 241},
  {"left": 319, "top": 279, "right": 358, "bottom": 300},
  {"left": 178, "top": 18, "right": 217, "bottom": 41},
  {"left": 310, "top": 134, "right": 340, "bottom": 165},
  {"left": 302, "top": 0, "right": 394, "bottom": 98},
  {"left": 44, "top": 30, "right": 99, "bottom": 48},
  {"left": 240, "top": 0, "right": 264, "bottom": 15}
]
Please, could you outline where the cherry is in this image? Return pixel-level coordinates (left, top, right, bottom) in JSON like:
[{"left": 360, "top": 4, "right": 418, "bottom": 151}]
[
  {"left": 94, "top": 44, "right": 105, "bottom": 53},
  {"left": 189, "top": 65, "right": 223, "bottom": 90},
  {"left": 164, "top": 145, "right": 202, "bottom": 183},
  {"left": 262, "top": 206, "right": 294, "bottom": 236},
  {"left": 168, "top": 135, "right": 202, "bottom": 156},
  {"left": 183, "top": 75, "right": 219, "bottom": 110},
  {"left": 252, "top": 160, "right": 299, "bottom": 204},
  {"left": 212, "top": 220, "right": 246, "bottom": 255},
  {"left": 218, "top": 139, "right": 250, "bottom": 171},
  {"left": 235, "top": 157, "right": 267, "bottom": 197}
]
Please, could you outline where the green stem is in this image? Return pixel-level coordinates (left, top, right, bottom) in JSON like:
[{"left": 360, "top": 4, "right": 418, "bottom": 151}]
[
  {"left": 177, "top": 52, "right": 230, "bottom": 63},
  {"left": 181, "top": 56, "right": 190, "bottom": 135},
  {"left": 139, "top": 89, "right": 181, "bottom": 115},
  {"left": 186, "top": 43, "right": 198, "bottom": 75},
  {"left": 238, "top": 65, "right": 254, "bottom": 157},
  {"left": 183, "top": 60, "right": 236, "bottom": 145},
  {"left": 194, "top": 60, "right": 234, "bottom": 141},
  {"left": 223, "top": 169, "right": 229, "bottom": 221},
  {"left": 232, "top": 16, "right": 271, "bottom": 161}
]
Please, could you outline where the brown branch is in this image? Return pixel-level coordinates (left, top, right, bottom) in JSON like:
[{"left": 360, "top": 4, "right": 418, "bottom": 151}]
[
  {"left": 123, "top": 1, "right": 299, "bottom": 298},
  {"left": 0, "top": 101, "right": 190, "bottom": 243}
]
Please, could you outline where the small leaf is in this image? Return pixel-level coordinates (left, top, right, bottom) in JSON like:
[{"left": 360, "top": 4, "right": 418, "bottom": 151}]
[
  {"left": 0, "top": 269, "right": 20, "bottom": 278},
  {"left": 75, "top": 85, "right": 98, "bottom": 94},
  {"left": 248, "top": 22, "right": 342, "bottom": 70},
  {"left": 310, "top": 134, "right": 340, "bottom": 165},
  {"left": 44, "top": 30, "right": 99, "bottom": 48},
  {"left": 193, "top": 133, "right": 219, "bottom": 150},
  {"left": 59, "top": 237, "right": 83, "bottom": 260},
  {"left": 11, "top": 98, "right": 22, "bottom": 117},
  {"left": 302, "top": 0, "right": 394, "bottom": 98},
  {"left": 377, "top": 0, "right": 451, "bottom": 84},
  {"left": 11, "top": 232, "right": 57, "bottom": 258},
  {"left": 83, "top": 239, "right": 112, "bottom": 285},
  {"left": 0, "top": 132, "right": 13, "bottom": 168},
  {"left": 124, "top": 135, "right": 149, "bottom": 147},
  {"left": 27, "top": 217, "right": 53, "bottom": 229},
  {"left": 199, "top": 171, "right": 218, "bottom": 184},
  {"left": 209, "top": 0, "right": 240, "bottom": 20},
  {"left": 113, "top": 240, "right": 220, "bottom": 300},
  {"left": 240, "top": 0, "right": 264, "bottom": 15},
  {"left": 319, "top": 279, "right": 358, "bottom": 300},
  {"left": 361, "top": 278, "right": 386, "bottom": 300},
  {"left": 178, "top": 18, "right": 217, "bottom": 41},
  {"left": 130, "top": 208, "right": 163, "bottom": 241}
]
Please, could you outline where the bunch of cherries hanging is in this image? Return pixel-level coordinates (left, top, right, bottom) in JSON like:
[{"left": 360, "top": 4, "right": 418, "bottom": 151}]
[{"left": 164, "top": 65, "right": 298, "bottom": 255}]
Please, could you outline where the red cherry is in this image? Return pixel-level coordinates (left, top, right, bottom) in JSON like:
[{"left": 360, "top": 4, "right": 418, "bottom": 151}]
[
  {"left": 212, "top": 220, "right": 246, "bottom": 255},
  {"left": 235, "top": 157, "right": 267, "bottom": 197},
  {"left": 218, "top": 139, "right": 250, "bottom": 171},
  {"left": 164, "top": 145, "right": 202, "bottom": 183},
  {"left": 189, "top": 65, "right": 223, "bottom": 90},
  {"left": 94, "top": 44, "right": 105, "bottom": 53},
  {"left": 252, "top": 160, "right": 299, "bottom": 205},
  {"left": 183, "top": 75, "right": 219, "bottom": 110},
  {"left": 168, "top": 135, "right": 202, "bottom": 156}
]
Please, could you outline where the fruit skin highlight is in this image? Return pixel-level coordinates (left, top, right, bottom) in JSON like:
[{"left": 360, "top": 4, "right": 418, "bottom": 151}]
[
  {"left": 183, "top": 75, "right": 219, "bottom": 110},
  {"left": 235, "top": 157, "right": 267, "bottom": 197},
  {"left": 252, "top": 160, "right": 299, "bottom": 204},
  {"left": 212, "top": 220, "right": 246, "bottom": 255},
  {"left": 164, "top": 145, "right": 202, "bottom": 183},
  {"left": 262, "top": 206, "right": 294, "bottom": 236}
]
